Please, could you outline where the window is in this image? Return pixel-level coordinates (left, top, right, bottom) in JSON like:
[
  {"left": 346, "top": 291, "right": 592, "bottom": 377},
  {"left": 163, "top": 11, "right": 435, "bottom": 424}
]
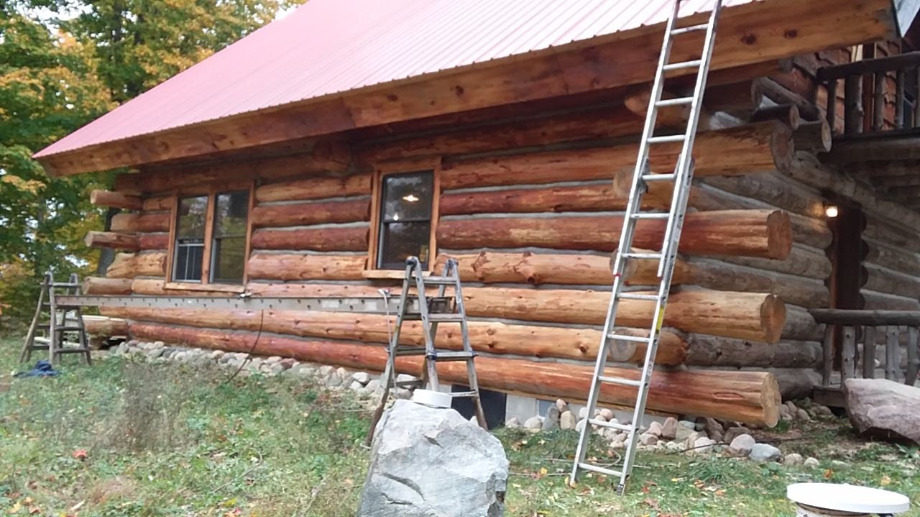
[
  {"left": 210, "top": 191, "right": 249, "bottom": 284},
  {"left": 173, "top": 196, "right": 208, "bottom": 282},
  {"left": 171, "top": 190, "right": 250, "bottom": 284},
  {"left": 376, "top": 171, "right": 434, "bottom": 269}
]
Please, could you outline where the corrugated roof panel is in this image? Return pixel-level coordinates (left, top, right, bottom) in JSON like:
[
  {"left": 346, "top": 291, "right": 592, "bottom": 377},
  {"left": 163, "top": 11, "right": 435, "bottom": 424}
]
[{"left": 36, "top": 0, "right": 756, "bottom": 158}]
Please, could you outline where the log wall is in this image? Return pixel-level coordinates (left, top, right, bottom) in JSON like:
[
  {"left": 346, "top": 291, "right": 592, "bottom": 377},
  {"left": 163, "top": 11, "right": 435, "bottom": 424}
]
[{"left": 80, "top": 65, "right": 920, "bottom": 421}]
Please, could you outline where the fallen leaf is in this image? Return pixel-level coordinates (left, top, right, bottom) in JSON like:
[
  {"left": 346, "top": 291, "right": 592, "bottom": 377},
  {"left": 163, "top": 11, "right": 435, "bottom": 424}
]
[{"left": 881, "top": 475, "right": 891, "bottom": 486}]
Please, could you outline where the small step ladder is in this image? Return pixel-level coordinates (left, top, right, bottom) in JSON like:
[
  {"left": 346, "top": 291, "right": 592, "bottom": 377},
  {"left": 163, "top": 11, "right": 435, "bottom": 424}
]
[
  {"left": 570, "top": 0, "right": 722, "bottom": 494},
  {"left": 368, "top": 256, "right": 487, "bottom": 441},
  {"left": 20, "top": 272, "right": 92, "bottom": 366}
]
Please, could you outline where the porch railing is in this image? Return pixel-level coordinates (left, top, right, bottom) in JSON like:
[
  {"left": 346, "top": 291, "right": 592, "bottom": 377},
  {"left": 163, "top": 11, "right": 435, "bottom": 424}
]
[
  {"left": 816, "top": 52, "right": 920, "bottom": 137},
  {"left": 810, "top": 309, "right": 920, "bottom": 388}
]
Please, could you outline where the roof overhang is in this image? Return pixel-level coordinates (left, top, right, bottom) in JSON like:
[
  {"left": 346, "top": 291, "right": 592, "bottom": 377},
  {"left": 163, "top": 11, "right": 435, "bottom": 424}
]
[{"left": 37, "top": 0, "right": 897, "bottom": 177}]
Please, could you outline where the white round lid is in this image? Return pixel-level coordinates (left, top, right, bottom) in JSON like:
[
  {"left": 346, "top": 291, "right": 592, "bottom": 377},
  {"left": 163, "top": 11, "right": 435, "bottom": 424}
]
[
  {"left": 787, "top": 483, "right": 911, "bottom": 514},
  {"left": 411, "top": 389, "right": 452, "bottom": 409}
]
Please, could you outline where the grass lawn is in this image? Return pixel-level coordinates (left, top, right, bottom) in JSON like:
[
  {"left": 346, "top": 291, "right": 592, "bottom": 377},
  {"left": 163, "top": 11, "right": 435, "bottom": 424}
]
[{"left": 1, "top": 335, "right": 918, "bottom": 516}]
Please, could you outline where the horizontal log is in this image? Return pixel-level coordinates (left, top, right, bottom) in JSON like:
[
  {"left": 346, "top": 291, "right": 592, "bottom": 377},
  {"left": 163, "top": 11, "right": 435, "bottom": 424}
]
[
  {"left": 110, "top": 212, "right": 170, "bottom": 233},
  {"left": 83, "top": 316, "right": 128, "bottom": 337},
  {"left": 439, "top": 121, "right": 794, "bottom": 190},
  {"left": 750, "top": 104, "right": 800, "bottom": 129},
  {"left": 437, "top": 210, "right": 793, "bottom": 259},
  {"left": 90, "top": 190, "right": 142, "bottom": 210},
  {"left": 138, "top": 234, "right": 169, "bottom": 250},
  {"left": 85, "top": 231, "right": 139, "bottom": 251},
  {"left": 790, "top": 214, "right": 834, "bottom": 249},
  {"left": 141, "top": 196, "right": 172, "bottom": 211},
  {"left": 251, "top": 198, "right": 370, "bottom": 228},
  {"left": 104, "top": 307, "right": 687, "bottom": 365},
  {"left": 106, "top": 252, "right": 166, "bottom": 279},
  {"left": 687, "top": 335, "right": 822, "bottom": 369},
  {"left": 255, "top": 173, "right": 372, "bottom": 203},
  {"left": 864, "top": 263, "right": 920, "bottom": 300},
  {"left": 250, "top": 226, "right": 368, "bottom": 251},
  {"left": 83, "top": 277, "right": 133, "bottom": 295},
  {"left": 705, "top": 80, "right": 765, "bottom": 118},
  {"left": 702, "top": 171, "right": 825, "bottom": 218},
  {"left": 247, "top": 253, "right": 367, "bottom": 281},
  {"left": 865, "top": 240, "right": 920, "bottom": 277},
  {"left": 127, "top": 322, "right": 779, "bottom": 425},
  {"left": 720, "top": 244, "right": 832, "bottom": 280},
  {"left": 782, "top": 305, "right": 823, "bottom": 341},
  {"left": 808, "top": 308, "right": 920, "bottom": 326},
  {"left": 862, "top": 290, "right": 920, "bottom": 311},
  {"left": 793, "top": 120, "right": 832, "bottom": 154}
]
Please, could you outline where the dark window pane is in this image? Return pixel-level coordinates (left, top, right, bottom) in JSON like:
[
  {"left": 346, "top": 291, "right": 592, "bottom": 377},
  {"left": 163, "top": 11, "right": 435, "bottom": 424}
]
[
  {"left": 214, "top": 191, "right": 249, "bottom": 238},
  {"left": 381, "top": 172, "right": 433, "bottom": 222},
  {"left": 211, "top": 237, "right": 246, "bottom": 284},
  {"left": 177, "top": 196, "right": 207, "bottom": 239},
  {"left": 174, "top": 241, "right": 204, "bottom": 281},
  {"left": 378, "top": 222, "right": 431, "bottom": 269}
]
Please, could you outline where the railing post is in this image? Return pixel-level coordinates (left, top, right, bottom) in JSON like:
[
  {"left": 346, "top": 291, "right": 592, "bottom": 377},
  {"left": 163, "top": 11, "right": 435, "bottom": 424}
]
[
  {"left": 895, "top": 68, "right": 905, "bottom": 129},
  {"left": 844, "top": 75, "right": 863, "bottom": 135},
  {"left": 873, "top": 72, "right": 886, "bottom": 131},
  {"left": 826, "top": 79, "right": 838, "bottom": 134},
  {"left": 862, "top": 326, "right": 876, "bottom": 378},
  {"left": 907, "top": 326, "right": 919, "bottom": 386},
  {"left": 822, "top": 323, "right": 835, "bottom": 386},
  {"left": 842, "top": 326, "right": 857, "bottom": 382},
  {"left": 886, "top": 325, "right": 900, "bottom": 381}
]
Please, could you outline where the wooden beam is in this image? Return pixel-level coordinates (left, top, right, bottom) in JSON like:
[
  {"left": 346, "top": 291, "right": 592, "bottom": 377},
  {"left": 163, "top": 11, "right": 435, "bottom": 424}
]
[
  {"left": 250, "top": 226, "right": 368, "bottom": 252},
  {"left": 84, "top": 231, "right": 139, "bottom": 251},
  {"left": 106, "top": 252, "right": 166, "bottom": 279},
  {"left": 38, "top": 0, "right": 895, "bottom": 176},
  {"left": 90, "top": 190, "right": 142, "bottom": 210},
  {"left": 251, "top": 198, "right": 370, "bottom": 228}
]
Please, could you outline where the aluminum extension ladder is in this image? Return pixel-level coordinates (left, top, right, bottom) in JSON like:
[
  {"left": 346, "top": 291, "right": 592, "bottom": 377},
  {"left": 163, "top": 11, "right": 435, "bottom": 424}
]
[
  {"left": 20, "top": 272, "right": 93, "bottom": 366},
  {"left": 570, "top": 0, "right": 722, "bottom": 494},
  {"left": 367, "top": 256, "right": 487, "bottom": 442}
]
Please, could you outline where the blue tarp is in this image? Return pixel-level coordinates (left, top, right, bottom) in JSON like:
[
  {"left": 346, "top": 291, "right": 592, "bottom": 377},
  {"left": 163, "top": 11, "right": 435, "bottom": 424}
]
[{"left": 14, "top": 360, "right": 59, "bottom": 378}]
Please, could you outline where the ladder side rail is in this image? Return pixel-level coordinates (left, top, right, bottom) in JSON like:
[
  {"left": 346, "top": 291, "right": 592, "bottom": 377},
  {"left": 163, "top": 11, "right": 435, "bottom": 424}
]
[
  {"left": 47, "top": 272, "right": 58, "bottom": 364},
  {"left": 70, "top": 273, "right": 92, "bottom": 365},
  {"left": 20, "top": 275, "right": 48, "bottom": 363},
  {"left": 448, "top": 258, "right": 488, "bottom": 428},
  {"left": 658, "top": 2, "right": 722, "bottom": 276},
  {"left": 411, "top": 259, "right": 440, "bottom": 390}
]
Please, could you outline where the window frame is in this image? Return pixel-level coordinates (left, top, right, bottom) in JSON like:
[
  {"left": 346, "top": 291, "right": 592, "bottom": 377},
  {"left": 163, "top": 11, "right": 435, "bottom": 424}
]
[
  {"left": 366, "top": 158, "right": 441, "bottom": 276},
  {"left": 166, "top": 182, "right": 255, "bottom": 290}
]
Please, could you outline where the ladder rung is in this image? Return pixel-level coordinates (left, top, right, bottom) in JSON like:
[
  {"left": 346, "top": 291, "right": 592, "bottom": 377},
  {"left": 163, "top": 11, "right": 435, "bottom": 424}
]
[
  {"left": 402, "top": 313, "right": 464, "bottom": 322},
  {"left": 618, "top": 293, "right": 659, "bottom": 301},
  {"left": 663, "top": 59, "right": 702, "bottom": 71},
  {"left": 655, "top": 97, "right": 694, "bottom": 107},
  {"left": 450, "top": 390, "right": 478, "bottom": 398},
  {"left": 598, "top": 375, "right": 645, "bottom": 388},
  {"left": 50, "top": 282, "right": 81, "bottom": 288},
  {"left": 607, "top": 333, "right": 651, "bottom": 343},
  {"left": 641, "top": 173, "right": 676, "bottom": 182},
  {"left": 420, "top": 276, "right": 456, "bottom": 286},
  {"left": 589, "top": 418, "right": 633, "bottom": 432},
  {"left": 36, "top": 324, "right": 83, "bottom": 331},
  {"left": 647, "top": 135, "right": 686, "bottom": 144},
  {"left": 430, "top": 351, "right": 476, "bottom": 361},
  {"left": 56, "top": 348, "right": 91, "bottom": 354},
  {"left": 621, "top": 252, "right": 662, "bottom": 260},
  {"left": 630, "top": 212, "right": 670, "bottom": 220},
  {"left": 393, "top": 346, "right": 427, "bottom": 356},
  {"left": 577, "top": 463, "right": 623, "bottom": 478},
  {"left": 671, "top": 23, "right": 709, "bottom": 35}
]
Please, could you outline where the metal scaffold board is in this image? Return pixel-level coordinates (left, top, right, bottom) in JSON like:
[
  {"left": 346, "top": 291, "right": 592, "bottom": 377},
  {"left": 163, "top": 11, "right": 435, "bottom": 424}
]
[{"left": 55, "top": 295, "right": 418, "bottom": 314}]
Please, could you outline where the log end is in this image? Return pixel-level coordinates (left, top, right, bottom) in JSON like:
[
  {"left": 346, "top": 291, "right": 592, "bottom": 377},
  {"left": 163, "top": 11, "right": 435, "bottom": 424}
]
[
  {"left": 760, "top": 294, "right": 787, "bottom": 344},
  {"left": 770, "top": 121, "right": 795, "bottom": 174},
  {"left": 766, "top": 210, "right": 794, "bottom": 260},
  {"left": 761, "top": 372, "right": 782, "bottom": 428}
]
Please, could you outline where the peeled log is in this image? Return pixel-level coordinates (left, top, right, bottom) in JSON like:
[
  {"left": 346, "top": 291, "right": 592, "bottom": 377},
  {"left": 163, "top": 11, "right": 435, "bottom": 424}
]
[
  {"left": 722, "top": 244, "right": 831, "bottom": 281},
  {"left": 83, "top": 316, "right": 128, "bottom": 337},
  {"left": 85, "top": 231, "right": 139, "bottom": 251},
  {"left": 750, "top": 104, "right": 801, "bottom": 129},
  {"left": 687, "top": 335, "right": 822, "bottom": 369},
  {"left": 110, "top": 212, "right": 170, "bottom": 233},
  {"left": 106, "top": 252, "right": 166, "bottom": 279},
  {"left": 103, "top": 307, "right": 687, "bottom": 365},
  {"left": 127, "top": 322, "right": 778, "bottom": 425},
  {"left": 252, "top": 198, "right": 369, "bottom": 228},
  {"left": 138, "top": 234, "right": 169, "bottom": 250},
  {"left": 247, "top": 253, "right": 366, "bottom": 281},
  {"left": 793, "top": 120, "right": 832, "bottom": 154},
  {"left": 141, "top": 196, "right": 172, "bottom": 211},
  {"left": 255, "top": 173, "right": 372, "bottom": 203},
  {"left": 90, "top": 190, "right": 142, "bottom": 210},
  {"left": 704, "top": 80, "right": 765, "bottom": 118},
  {"left": 440, "top": 121, "right": 794, "bottom": 190},
  {"left": 250, "top": 226, "right": 368, "bottom": 251},
  {"left": 83, "top": 277, "right": 133, "bottom": 295},
  {"left": 437, "top": 210, "right": 793, "bottom": 260}
]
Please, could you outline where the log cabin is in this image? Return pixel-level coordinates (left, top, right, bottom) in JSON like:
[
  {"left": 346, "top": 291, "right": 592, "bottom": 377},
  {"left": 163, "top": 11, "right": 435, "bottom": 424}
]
[{"left": 34, "top": 0, "right": 920, "bottom": 427}]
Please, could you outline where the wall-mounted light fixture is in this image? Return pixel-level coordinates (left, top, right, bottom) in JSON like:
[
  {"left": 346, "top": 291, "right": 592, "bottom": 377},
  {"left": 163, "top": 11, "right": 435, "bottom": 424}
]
[
  {"left": 402, "top": 194, "right": 419, "bottom": 202},
  {"left": 825, "top": 204, "right": 839, "bottom": 218}
]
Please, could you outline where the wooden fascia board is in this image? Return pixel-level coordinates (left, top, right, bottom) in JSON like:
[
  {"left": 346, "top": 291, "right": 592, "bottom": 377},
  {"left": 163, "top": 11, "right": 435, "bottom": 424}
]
[{"left": 38, "top": 0, "right": 896, "bottom": 177}]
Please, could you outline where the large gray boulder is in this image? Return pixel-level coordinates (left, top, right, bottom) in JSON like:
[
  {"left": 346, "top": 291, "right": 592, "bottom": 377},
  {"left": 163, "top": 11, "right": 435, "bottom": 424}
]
[
  {"left": 359, "top": 400, "right": 509, "bottom": 516},
  {"left": 845, "top": 378, "right": 920, "bottom": 445}
]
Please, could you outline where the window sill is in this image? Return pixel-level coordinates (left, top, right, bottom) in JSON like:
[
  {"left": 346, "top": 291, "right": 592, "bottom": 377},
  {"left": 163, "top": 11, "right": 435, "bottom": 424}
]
[
  {"left": 361, "top": 270, "right": 430, "bottom": 280},
  {"left": 164, "top": 282, "right": 245, "bottom": 294}
]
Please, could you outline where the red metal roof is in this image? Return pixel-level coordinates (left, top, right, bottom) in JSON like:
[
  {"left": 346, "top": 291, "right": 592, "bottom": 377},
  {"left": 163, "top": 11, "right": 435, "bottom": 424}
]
[{"left": 36, "top": 0, "right": 754, "bottom": 159}]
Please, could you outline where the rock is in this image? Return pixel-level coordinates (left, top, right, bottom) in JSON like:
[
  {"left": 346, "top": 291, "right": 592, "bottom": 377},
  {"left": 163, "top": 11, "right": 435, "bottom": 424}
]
[
  {"left": 703, "top": 418, "right": 724, "bottom": 442},
  {"left": 279, "top": 357, "right": 297, "bottom": 370},
  {"left": 809, "top": 404, "right": 834, "bottom": 419},
  {"left": 268, "top": 363, "right": 285, "bottom": 376},
  {"left": 365, "top": 379, "right": 382, "bottom": 391},
  {"left": 353, "top": 372, "right": 371, "bottom": 385},
  {"left": 749, "top": 443, "right": 782, "bottom": 462},
  {"left": 675, "top": 424, "right": 695, "bottom": 443},
  {"left": 779, "top": 405, "right": 792, "bottom": 421},
  {"left": 326, "top": 372, "right": 344, "bottom": 388},
  {"left": 665, "top": 441, "right": 685, "bottom": 452},
  {"left": 610, "top": 439, "right": 625, "bottom": 449},
  {"left": 559, "top": 411, "right": 576, "bottom": 430},
  {"left": 359, "top": 400, "right": 508, "bottom": 517},
  {"left": 292, "top": 364, "right": 316, "bottom": 378},
  {"left": 804, "top": 457, "right": 820, "bottom": 469},
  {"left": 147, "top": 348, "right": 165, "bottom": 360},
  {"left": 318, "top": 365, "right": 335, "bottom": 377},
  {"left": 523, "top": 417, "right": 543, "bottom": 431},
  {"left": 209, "top": 350, "right": 224, "bottom": 360},
  {"left": 555, "top": 399, "right": 569, "bottom": 413},
  {"left": 728, "top": 434, "right": 756, "bottom": 457},
  {"left": 692, "top": 437, "right": 715, "bottom": 454},
  {"left": 349, "top": 381, "right": 365, "bottom": 392},
  {"left": 639, "top": 433, "right": 658, "bottom": 446},
  {"left": 575, "top": 419, "right": 587, "bottom": 433},
  {"left": 396, "top": 373, "right": 420, "bottom": 386},
  {"left": 784, "top": 453, "right": 803, "bottom": 466},
  {"left": 785, "top": 400, "right": 798, "bottom": 414},
  {"left": 505, "top": 418, "right": 520, "bottom": 429},
  {"left": 796, "top": 408, "right": 812, "bottom": 422},
  {"left": 542, "top": 407, "right": 561, "bottom": 431},
  {"left": 394, "top": 388, "right": 411, "bottom": 399},
  {"left": 647, "top": 421, "right": 663, "bottom": 437},
  {"left": 264, "top": 356, "right": 282, "bottom": 365},
  {"left": 660, "top": 417, "right": 678, "bottom": 440},
  {"left": 598, "top": 408, "right": 615, "bottom": 421},
  {"left": 684, "top": 431, "right": 701, "bottom": 447},
  {"left": 723, "top": 426, "right": 752, "bottom": 444},
  {"left": 578, "top": 407, "right": 589, "bottom": 420},
  {"left": 845, "top": 378, "right": 920, "bottom": 445}
]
